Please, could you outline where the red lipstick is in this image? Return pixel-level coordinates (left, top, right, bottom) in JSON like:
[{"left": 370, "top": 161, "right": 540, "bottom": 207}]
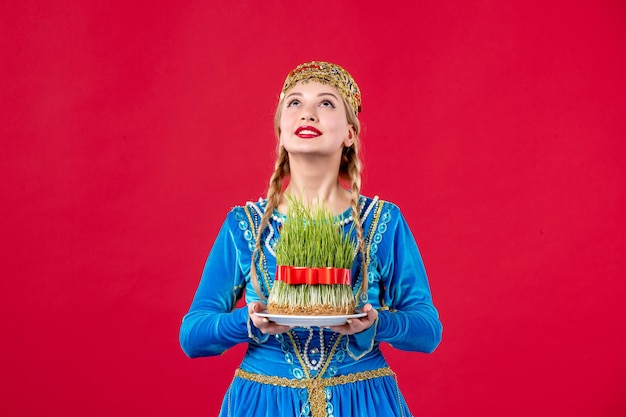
[{"left": 295, "top": 125, "right": 322, "bottom": 139}]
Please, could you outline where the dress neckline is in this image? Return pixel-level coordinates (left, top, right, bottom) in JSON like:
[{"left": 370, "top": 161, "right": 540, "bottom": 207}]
[{"left": 269, "top": 196, "right": 364, "bottom": 226}]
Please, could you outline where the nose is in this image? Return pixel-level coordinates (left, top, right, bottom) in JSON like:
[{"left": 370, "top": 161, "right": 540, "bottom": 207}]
[{"left": 300, "top": 105, "right": 317, "bottom": 122}]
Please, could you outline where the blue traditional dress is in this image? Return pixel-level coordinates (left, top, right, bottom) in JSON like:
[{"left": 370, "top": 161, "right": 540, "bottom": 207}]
[{"left": 180, "top": 196, "right": 442, "bottom": 417}]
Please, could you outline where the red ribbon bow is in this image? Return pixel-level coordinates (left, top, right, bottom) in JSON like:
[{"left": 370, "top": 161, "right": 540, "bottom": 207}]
[{"left": 275, "top": 265, "right": 351, "bottom": 285}]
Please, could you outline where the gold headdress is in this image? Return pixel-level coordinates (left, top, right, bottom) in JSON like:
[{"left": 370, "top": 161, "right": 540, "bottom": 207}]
[{"left": 279, "top": 61, "right": 362, "bottom": 114}]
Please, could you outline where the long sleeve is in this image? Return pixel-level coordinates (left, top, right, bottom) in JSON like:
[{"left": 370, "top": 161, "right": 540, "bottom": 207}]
[
  {"left": 179, "top": 211, "right": 251, "bottom": 358},
  {"left": 374, "top": 205, "right": 442, "bottom": 353},
  {"left": 347, "top": 201, "right": 442, "bottom": 359}
]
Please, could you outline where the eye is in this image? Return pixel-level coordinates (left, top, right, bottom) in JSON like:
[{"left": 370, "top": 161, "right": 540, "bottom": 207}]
[
  {"left": 319, "top": 100, "right": 336, "bottom": 108},
  {"left": 286, "top": 99, "right": 301, "bottom": 107}
]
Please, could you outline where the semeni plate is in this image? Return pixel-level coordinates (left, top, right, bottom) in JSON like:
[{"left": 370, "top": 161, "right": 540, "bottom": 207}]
[{"left": 254, "top": 311, "right": 367, "bottom": 327}]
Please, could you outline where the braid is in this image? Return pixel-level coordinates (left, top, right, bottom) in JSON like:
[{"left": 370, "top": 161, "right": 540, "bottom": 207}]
[
  {"left": 335, "top": 98, "right": 368, "bottom": 304},
  {"left": 343, "top": 141, "right": 368, "bottom": 303},
  {"left": 250, "top": 146, "right": 290, "bottom": 300}
]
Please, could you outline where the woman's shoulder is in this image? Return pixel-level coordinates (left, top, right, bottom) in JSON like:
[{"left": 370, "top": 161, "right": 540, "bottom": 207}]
[
  {"left": 359, "top": 194, "right": 402, "bottom": 221},
  {"left": 230, "top": 197, "right": 269, "bottom": 214},
  {"left": 222, "top": 198, "right": 270, "bottom": 227}
]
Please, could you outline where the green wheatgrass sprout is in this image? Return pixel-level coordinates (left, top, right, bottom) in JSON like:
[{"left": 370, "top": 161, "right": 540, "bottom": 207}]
[{"left": 268, "top": 197, "right": 357, "bottom": 315}]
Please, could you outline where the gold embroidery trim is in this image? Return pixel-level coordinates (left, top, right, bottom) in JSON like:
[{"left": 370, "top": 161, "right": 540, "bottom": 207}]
[
  {"left": 283, "top": 332, "right": 343, "bottom": 416},
  {"left": 233, "top": 367, "right": 401, "bottom": 417},
  {"left": 234, "top": 367, "right": 395, "bottom": 417},
  {"left": 235, "top": 366, "right": 394, "bottom": 387},
  {"left": 243, "top": 204, "right": 272, "bottom": 294},
  {"left": 354, "top": 200, "right": 384, "bottom": 299}
]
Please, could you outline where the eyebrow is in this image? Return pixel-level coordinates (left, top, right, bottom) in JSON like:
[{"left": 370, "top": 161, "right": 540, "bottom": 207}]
[{"left": 285, "top": 92, "right": 340, "bottom": 100}]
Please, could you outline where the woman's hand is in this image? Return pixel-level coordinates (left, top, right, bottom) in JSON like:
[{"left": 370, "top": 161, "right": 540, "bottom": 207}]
[
  {"left": 248, "top": 302, "right": 292, "bottom": 335},
  {"left": 329, "top": 303, "right": 378, "bottom": 335}
]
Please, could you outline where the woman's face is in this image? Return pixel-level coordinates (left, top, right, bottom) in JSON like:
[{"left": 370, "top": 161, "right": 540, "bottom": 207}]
[{"left": 278, "top": 81, "right": 355, "bottom": 158}]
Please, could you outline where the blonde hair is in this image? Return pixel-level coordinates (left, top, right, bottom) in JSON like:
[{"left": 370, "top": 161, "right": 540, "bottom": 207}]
[{"left": 250, "top": 97, "right": 369, "bottom": 304}]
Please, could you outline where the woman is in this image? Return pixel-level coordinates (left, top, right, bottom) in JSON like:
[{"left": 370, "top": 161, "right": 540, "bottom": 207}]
[{"left": 180, "top": 61, "right": 442, "bottom": 417}]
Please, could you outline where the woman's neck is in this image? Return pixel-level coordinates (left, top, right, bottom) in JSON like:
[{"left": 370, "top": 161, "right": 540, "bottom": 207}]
[{"left": 279, "top": 155, "right": 351, "bottom": 215}]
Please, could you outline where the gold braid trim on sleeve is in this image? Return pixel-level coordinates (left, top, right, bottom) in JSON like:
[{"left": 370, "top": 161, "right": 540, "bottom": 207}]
[{"left": 243, "top": 205, "right": 272, "bottom": 295}]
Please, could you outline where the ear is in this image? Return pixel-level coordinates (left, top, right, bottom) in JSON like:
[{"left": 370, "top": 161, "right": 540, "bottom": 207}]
[{"left": 344, "top": 125, "right": 356, "bottom": 147}]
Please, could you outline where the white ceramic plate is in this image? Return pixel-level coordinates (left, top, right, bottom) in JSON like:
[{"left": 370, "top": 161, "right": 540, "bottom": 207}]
[{"left": 254, "top": 311, "right": 367, "bottom": 327}]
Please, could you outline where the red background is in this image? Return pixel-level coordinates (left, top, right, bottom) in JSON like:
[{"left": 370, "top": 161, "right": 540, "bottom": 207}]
[{"left": 2, "top": 1, "right": 625, "bottom": 416}]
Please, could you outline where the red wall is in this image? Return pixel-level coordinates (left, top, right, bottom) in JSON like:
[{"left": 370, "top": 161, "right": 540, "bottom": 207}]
[{"left": 2, "top": 1, "right": 625, "bottom": 416}]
